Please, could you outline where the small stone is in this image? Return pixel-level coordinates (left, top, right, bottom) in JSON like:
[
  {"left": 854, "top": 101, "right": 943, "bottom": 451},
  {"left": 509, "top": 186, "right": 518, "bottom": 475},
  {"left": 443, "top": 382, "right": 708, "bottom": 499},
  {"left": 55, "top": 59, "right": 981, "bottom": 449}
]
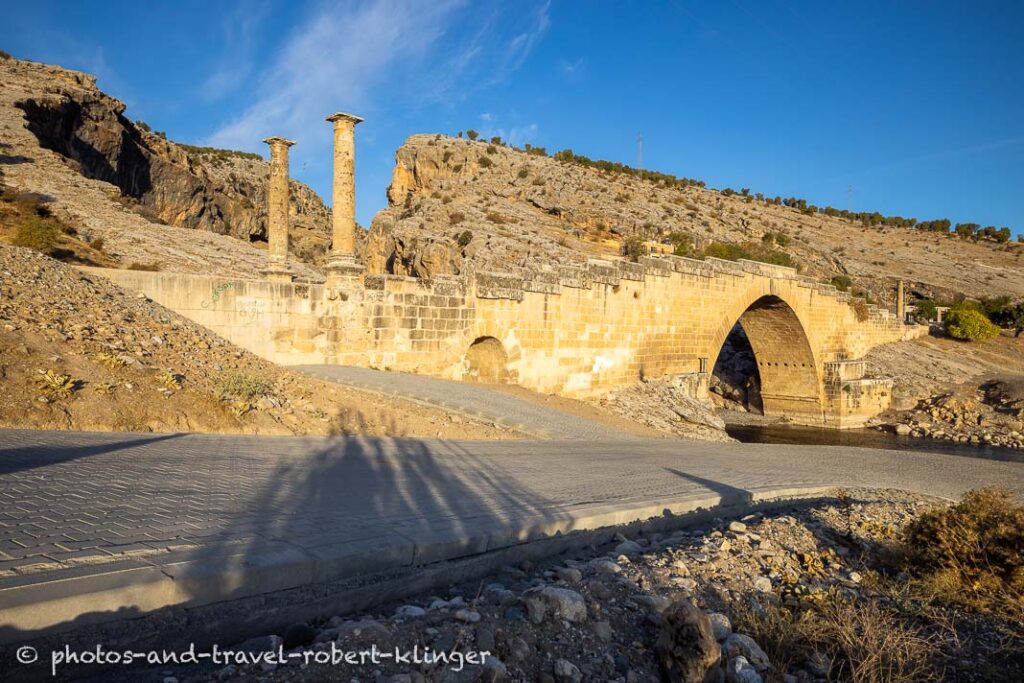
[
  {"left": 636, "top": 594, "right": 671, "bottom": 613},
  {"left": 723, "top": 634, "right": 770, "bottom": 671},
  {"left": 282, "top": 622, "right": 316, "bottom": 649},
  {"left": 504, "top": 606, "right": 525, "bottom": 621},
  {"left": 670, "top": 576, "right": 697, "bottom": 591},
  {"left": 554, "top": 566, "right": 583, "bottom": 583},
  {"left": 728, "top": 521, "right": 748, "bottom": 533},
  {"left": 706, "top": 612, "right": 733, "bottom": 641},
  {"left": 553, "top": 658, "right": 583, "bottom": 683},
  {"left": 538, "top": 586, "right": 587, "bottom": 623},
  {"left": 455, "top": 609, "right": 482, "bottom": 623},
  {"left": 590, "top": 559, "right": 622, "bottom": 574},
  {"left": 726, "top": 656, "right": 763, "bottom": 683},
  {"left": 753, "top": 576, "right": 773, "bottom": 593},
  {"left": 395, "top": 605, "right": 426, "bottom": 618},
  {"left": 592, "top": 620, "right": 614, "bottom": 642},
  {"left": 615, "top": 540, "right": 643, "bottom": 556}
]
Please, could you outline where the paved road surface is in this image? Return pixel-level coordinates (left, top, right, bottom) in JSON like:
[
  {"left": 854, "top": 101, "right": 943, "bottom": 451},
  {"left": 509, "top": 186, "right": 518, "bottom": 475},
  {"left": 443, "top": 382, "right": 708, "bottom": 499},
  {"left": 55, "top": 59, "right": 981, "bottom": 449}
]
[
  {"left": 295, "top": 364, "right": 635, "bottom": 440},
  {"left": 2, "top": 427, "right": 1022, "bottom": 642}
]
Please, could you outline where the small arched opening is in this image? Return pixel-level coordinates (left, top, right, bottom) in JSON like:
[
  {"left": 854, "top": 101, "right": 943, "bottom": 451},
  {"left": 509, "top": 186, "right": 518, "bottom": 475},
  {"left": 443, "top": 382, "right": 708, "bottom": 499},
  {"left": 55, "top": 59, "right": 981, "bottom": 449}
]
[{"left": 464, "top": 336, "right": 509, "bottom": 383}]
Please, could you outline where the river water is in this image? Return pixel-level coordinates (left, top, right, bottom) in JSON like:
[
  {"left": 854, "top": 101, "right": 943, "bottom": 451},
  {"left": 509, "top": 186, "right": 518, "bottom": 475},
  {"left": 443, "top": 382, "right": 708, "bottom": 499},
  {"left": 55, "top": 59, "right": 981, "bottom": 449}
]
[{"left": 726, "top": 423, "right": 1024, "bottom": 463}]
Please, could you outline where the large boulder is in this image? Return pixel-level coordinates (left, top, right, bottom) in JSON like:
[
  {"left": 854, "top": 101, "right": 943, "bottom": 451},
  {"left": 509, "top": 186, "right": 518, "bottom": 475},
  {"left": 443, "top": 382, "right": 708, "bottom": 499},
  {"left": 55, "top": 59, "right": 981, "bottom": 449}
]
[{"left": 655, "top": 599, "right": 722, "bottom": 683}]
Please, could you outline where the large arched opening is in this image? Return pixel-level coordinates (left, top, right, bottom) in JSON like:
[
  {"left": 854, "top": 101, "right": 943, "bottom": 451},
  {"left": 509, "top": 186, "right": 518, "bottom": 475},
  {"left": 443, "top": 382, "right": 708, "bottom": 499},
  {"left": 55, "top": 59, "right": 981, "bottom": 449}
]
[
  {"left": 464, "top": 336, "right": 510, "bottom": 383},
  {"left": 711, "top": 295, "right": 822, "bottom": 421}
]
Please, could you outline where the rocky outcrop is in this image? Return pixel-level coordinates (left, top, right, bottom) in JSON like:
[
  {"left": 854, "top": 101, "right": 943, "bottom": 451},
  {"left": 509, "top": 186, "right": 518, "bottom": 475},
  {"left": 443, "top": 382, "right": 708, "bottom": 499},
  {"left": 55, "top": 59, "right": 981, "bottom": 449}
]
[{"left": 4, "top": 57, "right": 330, "bottom": 264}]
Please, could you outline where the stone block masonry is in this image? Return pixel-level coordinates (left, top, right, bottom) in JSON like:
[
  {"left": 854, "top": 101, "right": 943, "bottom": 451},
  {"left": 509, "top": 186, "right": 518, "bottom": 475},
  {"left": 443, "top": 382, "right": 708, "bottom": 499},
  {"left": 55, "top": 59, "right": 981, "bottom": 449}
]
[{"left": 84, "top": 254, "right": 925, "bottom": 429}]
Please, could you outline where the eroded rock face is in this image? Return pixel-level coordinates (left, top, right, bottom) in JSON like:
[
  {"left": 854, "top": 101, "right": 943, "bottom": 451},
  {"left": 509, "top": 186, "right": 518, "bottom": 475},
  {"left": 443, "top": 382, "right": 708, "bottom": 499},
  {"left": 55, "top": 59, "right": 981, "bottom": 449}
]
[{"left": 9, "top": 59, "right": 329, "bottom": 264}]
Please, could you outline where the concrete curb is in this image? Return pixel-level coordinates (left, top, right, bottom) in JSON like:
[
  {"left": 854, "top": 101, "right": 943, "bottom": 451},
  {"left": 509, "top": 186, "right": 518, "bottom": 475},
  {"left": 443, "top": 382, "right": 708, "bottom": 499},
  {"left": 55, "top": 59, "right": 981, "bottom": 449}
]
[{"left": 0, "top": 484, "right": 832, "bottom": 646}]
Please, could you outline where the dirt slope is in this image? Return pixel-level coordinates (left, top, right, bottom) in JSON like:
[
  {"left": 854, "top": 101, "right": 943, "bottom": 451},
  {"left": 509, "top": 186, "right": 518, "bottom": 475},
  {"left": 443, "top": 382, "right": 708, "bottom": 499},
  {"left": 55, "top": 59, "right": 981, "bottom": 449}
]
[{"left": 0, "top": 243, "right": 512, "bottom": 439}]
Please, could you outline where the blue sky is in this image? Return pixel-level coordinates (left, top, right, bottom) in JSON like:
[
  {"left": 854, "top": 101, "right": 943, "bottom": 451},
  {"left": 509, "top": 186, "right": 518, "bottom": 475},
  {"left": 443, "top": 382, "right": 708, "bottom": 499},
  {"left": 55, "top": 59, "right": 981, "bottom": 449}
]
[{"left": 3, "top": 1, "right": 1022, "bottom": 234}]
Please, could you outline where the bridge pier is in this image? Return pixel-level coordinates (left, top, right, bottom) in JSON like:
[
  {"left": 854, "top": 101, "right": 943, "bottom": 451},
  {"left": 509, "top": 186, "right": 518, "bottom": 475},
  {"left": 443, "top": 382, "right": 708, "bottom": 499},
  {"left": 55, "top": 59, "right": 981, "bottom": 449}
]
[{"left": 261, "top": 136, "right": 296, "bottom": 283}]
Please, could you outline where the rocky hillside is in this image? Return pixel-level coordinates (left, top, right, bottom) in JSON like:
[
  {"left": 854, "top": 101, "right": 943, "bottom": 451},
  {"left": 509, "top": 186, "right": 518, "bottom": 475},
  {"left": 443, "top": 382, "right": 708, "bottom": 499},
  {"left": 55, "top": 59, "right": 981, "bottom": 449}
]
[
  {"left": 0, "top": 55, "right": 327, "bottom": 278},
  {"left": 369, "top": 134, "right": 1024, "bottom": 304}
]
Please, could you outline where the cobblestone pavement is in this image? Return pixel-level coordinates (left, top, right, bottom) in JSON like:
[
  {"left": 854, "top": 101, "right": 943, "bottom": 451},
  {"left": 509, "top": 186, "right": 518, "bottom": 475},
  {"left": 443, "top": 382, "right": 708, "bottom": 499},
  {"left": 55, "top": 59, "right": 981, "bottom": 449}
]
[
  {"left": 1, "top": 428, "right": 1022, "bottom": 639},
  {"left": 294, "top": 365, "right": 636, "bottom": 440}
]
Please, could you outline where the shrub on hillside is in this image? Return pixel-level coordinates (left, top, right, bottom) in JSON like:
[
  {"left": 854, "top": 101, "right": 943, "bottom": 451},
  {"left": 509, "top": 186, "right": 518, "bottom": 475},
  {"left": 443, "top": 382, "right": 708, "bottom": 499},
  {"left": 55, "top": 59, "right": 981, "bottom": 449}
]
[
  {"left": 830, "top": 275, "right": 853, "bottom": 292},
  {"left": 12, "top": 216, "right": 59, "bottom": 255},
  {"left": 944, "top": 307, "right": 1000, "bottom": 341},
  {"left": 478, "top": 156, "right": 493, "bottom": 168},
  {"left": 220, "top": 372, "right": 273, "bottom": 401}
]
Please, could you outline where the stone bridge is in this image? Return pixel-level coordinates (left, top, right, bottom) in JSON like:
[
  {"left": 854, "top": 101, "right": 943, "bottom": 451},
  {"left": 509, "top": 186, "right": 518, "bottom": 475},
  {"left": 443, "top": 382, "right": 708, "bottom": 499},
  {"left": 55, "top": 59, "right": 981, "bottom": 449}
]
[
  {"left": 84, "top": 112, "right": 924, "bottom": 428},
  {"left": 90, "top": 256, "right": 922, "bottom": 428}
]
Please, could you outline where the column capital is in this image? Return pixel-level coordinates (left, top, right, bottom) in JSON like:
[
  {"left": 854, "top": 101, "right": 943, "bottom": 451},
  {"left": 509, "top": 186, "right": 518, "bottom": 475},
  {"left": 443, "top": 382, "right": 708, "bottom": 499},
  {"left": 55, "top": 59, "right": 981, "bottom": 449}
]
[
  {"left": 326, "top": 112, "right": 364, "bottom": 126},
  {"left": 262, "top": 136, "right": 296, "bottom": 147}
]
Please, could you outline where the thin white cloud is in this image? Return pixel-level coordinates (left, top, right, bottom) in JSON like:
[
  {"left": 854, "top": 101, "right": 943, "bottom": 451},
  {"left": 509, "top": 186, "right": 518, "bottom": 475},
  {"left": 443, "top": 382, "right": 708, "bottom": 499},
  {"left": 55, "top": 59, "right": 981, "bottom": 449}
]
[
  {"left": 481, "top": 122, "right": 539, "bottom": 147},
  {"left": 559, "top": 58, "right": 584, "bottom": 80},
  {"left": 206, "top": 0, "right": 467, "bottom": 154},
  {"left": 204, "top": 0, "right": 551, "bottom": 192},
  {"left": 200, "top": 1, "right": 270, "bottom": 101},
  {"left": 480, "top": 112, "right": 494, "bottom": 122}
]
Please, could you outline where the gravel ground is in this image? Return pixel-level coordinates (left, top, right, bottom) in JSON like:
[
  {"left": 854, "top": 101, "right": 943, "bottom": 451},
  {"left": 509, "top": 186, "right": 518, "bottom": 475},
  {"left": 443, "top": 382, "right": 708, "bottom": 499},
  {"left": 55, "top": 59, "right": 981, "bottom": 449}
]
[{"left": 83, "top": 489, "right": 1021, "bottom": 683}]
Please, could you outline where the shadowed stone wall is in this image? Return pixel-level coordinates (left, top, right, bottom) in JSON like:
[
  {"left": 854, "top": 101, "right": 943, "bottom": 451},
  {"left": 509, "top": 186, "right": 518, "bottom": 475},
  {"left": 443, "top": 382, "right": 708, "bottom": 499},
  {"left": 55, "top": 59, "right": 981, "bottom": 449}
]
[{"left": 84, "top": 255, "right": 925, "bottom": 428}]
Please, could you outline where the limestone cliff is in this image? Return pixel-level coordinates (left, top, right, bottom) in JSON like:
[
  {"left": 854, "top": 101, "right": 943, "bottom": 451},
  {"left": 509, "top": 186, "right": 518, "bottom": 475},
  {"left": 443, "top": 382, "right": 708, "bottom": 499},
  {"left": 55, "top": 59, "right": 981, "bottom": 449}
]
[
  {"left": 370, "top": 134, "right": 1024, "bottom": 303},
  {"left": 0, "top": 55, "right": 329, "bottom": 267}
]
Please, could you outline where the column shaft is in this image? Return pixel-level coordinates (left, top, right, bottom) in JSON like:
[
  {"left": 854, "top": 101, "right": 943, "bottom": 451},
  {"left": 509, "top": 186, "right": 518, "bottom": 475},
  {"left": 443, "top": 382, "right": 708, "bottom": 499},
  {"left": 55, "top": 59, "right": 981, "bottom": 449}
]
[
  {"left": 262, "top": 136, "right": 296, "bottom": 282},
  {"left": 326, "top": 112, "right": 364, "bottom": 270}
]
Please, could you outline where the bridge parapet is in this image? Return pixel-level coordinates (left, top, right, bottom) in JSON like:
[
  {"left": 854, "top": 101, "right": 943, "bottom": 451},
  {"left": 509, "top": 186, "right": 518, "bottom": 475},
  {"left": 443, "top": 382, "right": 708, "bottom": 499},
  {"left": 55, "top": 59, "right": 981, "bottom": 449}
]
[{"left": 474, "top": 271, "right": 524, "bottom": 300}]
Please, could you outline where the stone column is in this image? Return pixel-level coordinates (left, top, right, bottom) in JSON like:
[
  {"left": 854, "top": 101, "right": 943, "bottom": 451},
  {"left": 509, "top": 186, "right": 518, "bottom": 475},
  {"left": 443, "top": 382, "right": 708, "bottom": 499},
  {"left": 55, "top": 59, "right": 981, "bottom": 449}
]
[
  {"left": 262, "top": 136, "right": 296, "bottom": 283},
  {"left": 325, "top": 112, "right": 364, "bottom": 280},
  {"left": 896, "top": 279, "right": 905, "bottom": 322}
]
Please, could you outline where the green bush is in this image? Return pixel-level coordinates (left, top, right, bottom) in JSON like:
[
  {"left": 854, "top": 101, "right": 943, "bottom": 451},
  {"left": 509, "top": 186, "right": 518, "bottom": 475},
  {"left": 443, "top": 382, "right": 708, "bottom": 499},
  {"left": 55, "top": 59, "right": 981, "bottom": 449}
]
[
  {"left": 914, "top": 299, "right": 937, "bottom": 322},
  {"left": 12, "top": 216, "right": 59, "bottom": 254},
  {"left": 456, "top": 230, "right": 473, "bottom": 247},
  {"left": 944, "top": 307, "right": 1000, "bottom": 340},
  {"left": 220, "top": 372, "right": 273, "bottom": 400},
  {"left": 830, "top": 275, "right": 853, "bottom": 292},
  {"left": 621, "top": 235, "right": 647, "bottom": 261},
  {"left": 517, "top": 168, "right": 529, "bottom": 179},
  {"left": 478, "top": 156, "right": 493, "bottom": 168},
  {"left": 669, "top": 231, "right": 695, "bottom": 257}
]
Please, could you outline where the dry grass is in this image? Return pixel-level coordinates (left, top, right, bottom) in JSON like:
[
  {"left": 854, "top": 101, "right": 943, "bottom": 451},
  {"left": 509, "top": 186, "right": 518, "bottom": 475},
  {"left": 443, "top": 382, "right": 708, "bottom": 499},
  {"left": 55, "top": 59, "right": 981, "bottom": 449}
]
[
  {"left": 733, "top": 596, "right": 940, "bottom": 683},
  {"left": 902, "top": 487, "right": 1024, "bottom": 614}
]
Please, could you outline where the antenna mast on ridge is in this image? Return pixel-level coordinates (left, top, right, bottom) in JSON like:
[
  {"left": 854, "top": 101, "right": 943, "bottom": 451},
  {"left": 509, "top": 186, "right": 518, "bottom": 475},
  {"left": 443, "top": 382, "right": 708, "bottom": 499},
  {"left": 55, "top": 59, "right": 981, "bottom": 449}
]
[{"left": 637, "top": 131, "right": 644, "bottom": 169}]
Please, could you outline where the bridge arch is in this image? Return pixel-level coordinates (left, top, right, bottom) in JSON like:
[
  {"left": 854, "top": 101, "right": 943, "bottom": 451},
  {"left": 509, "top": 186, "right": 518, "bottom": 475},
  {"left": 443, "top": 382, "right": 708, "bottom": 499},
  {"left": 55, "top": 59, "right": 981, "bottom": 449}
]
[
  {"left": 464, "top": 336, "right": 510, "bottom": 383},
  {"left": 710, "top": 294, "right": 823, "bottom": 421}
]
